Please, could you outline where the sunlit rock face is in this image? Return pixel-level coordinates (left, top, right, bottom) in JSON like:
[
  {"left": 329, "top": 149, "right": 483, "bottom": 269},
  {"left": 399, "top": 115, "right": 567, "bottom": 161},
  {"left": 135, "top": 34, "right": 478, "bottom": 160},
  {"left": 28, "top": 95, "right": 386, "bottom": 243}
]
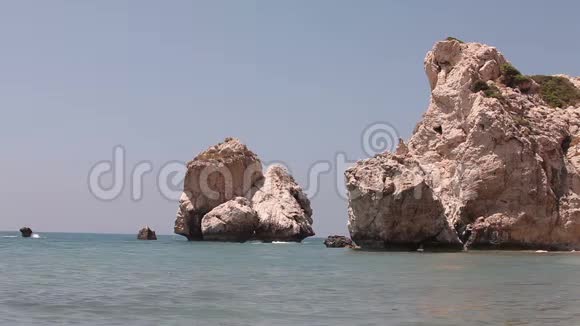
[
  {"left": 347, "top": 40, "right": 580, "bottom": 251},
  {"left": 251, "top": 165, "right": 315, "bottom": 242},
  {"left": 201, "top": 197, "right": 259, "bottom": 242},
  {"left": 174, "top": 137, "right": 262, "bottom": 240},
  {"left": 175, "top": 138, "right": 314, "bottom": 242}
]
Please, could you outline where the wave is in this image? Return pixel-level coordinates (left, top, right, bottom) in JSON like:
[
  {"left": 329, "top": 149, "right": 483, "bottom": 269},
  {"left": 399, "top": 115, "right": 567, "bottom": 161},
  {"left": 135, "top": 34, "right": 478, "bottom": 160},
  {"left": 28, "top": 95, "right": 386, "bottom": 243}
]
[
  {"left": 31, "top": 234, "right": 40, "bottom": 239},
  {"left": 249, "top": 241, "right": 298, "bottom": 245},
  {"left": 2, "top": 236, "right": 17, "bottom": 238}
]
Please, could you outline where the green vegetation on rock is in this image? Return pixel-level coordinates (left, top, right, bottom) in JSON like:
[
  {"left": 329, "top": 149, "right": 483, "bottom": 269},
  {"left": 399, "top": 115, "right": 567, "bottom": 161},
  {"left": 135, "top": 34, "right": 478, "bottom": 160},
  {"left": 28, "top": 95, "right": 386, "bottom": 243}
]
[
  {"left": 471, "top": 80, "right": 489, "bottom": 93},
  {"left": 500, "top": 63, "right": 531, "bottom": 89},
  {"left": 497, "top": 63, "right": 579, "bottom": 108},
  {"left": 531, "top": 75, "right": 580, "bottom": 108},
  {"left": 484, "top": 85, "right": 504, "bottom": 100},
  {"left": 514, "top": 74, "right": 532, "bottom": 84},
  {"left": 445, "top": 37, "right": 464, "bottom": 43},
  {"left": 471, "top": 80, "right": 504, "bottom": 100}
]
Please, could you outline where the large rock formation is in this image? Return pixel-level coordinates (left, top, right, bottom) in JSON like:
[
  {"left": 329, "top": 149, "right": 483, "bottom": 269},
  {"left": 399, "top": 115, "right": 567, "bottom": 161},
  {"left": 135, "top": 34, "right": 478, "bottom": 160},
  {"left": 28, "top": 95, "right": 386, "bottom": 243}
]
[
  {"left": 175, "top": 137, "right": 262, "bottom": 240},
  {"left": 347, "top": 39, "right": 580, "bottom": 251},
  {"left": 175, "top": 138, "right": 314, "bottom": 242}
]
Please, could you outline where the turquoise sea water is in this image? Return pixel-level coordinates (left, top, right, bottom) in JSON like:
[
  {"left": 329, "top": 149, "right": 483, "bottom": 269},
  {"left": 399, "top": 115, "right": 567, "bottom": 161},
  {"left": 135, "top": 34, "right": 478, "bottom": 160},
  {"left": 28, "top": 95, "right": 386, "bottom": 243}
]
[{"left": 1, "top": 232, "right": 579, "bottom": 326}]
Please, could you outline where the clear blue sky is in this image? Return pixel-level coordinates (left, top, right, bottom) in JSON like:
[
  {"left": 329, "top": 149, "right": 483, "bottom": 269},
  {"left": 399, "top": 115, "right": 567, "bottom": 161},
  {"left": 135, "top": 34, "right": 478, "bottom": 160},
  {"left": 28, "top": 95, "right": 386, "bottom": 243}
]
[{"left": 1, "top": 1, "right": 579, "bottom": 235}]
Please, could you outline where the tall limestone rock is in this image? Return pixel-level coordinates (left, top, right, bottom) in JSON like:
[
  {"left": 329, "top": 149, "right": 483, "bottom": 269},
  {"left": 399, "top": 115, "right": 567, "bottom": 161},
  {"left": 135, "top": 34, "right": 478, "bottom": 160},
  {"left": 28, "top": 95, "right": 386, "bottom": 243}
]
[{"left": 346, "top": 39, "right": 580, "bottom": 250}]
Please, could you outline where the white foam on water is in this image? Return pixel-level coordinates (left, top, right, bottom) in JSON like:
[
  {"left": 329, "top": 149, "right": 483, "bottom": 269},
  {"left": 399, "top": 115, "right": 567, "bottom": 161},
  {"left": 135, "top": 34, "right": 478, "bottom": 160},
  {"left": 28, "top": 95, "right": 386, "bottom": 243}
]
[
  {"left": 31, "top": 234, "right": 40, "bottom": 239},
  {"left": 250, "top": 241, "right": 298, "bottom": 244}
]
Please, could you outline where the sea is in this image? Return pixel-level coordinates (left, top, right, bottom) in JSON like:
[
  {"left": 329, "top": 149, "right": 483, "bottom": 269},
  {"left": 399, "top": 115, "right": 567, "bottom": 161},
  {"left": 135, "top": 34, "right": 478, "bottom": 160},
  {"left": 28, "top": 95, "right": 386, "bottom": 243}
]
[{"left": 1, "top": 232, "right": 579, "bottom": 326}]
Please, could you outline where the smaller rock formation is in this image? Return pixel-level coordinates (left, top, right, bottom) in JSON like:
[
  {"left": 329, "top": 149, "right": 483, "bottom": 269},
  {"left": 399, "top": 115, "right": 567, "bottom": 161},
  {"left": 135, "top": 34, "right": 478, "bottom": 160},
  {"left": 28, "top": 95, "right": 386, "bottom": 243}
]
[
  {"left": 252, "top": 165, "right": 315, "bottom": 242},
  {"left": 174, "top": 138, "right": 315, "bottom": 242},
  {"left": 137, "top": 226, "right": 157, "bottom": 240},
  {"left": 201, "top": 197, "right": 259, "bottom": 242},
  {"left": 19, "top": 227, "right": 33, "bottom": 238},
  {"left": 324, "top": 235, "right": 355, "bottom": 248}
]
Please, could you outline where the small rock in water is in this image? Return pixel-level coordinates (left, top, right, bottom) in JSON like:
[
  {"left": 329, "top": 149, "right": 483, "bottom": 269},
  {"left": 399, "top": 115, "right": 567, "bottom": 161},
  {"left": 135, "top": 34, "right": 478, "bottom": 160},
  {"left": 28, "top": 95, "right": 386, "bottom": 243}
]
[
  {"left": 324, "top": 235, "right": 354, "bottom": 248},
  {"left": 19, "top": 227, "right": 33, "bottom": 238},
  {"left": 137, "top": 226, "right": 157, "bottom": 240}
]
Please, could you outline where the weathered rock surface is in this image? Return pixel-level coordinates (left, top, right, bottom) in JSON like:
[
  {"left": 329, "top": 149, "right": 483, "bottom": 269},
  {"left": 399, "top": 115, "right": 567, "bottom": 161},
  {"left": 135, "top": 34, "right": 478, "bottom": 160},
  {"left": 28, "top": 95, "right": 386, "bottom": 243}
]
[
  {"left": 174, "top": 138, "right": 314, "bottom": 242},
  {"left": 201, "top": 197, "right": 259, "bottom": 242},
  {"left": 323, "top": 235, "right": 355, "bottom": 248},
  {"left": 252, "top": 165, "right": 315, "bottom": 242},
  {"left": 137, "top": 226, "right": 157, "bottom": 240},
  {"left": 19, "top": 227, "right": 33, "bottom": 238},
  {"left": 346, "top": 155, "right": 461, "bottom": 250},
  {"left": 347, "top": 39, "right": 580, "bottom": 251},
  {"left": 175, "top": 137, "right": 262, "bottom": 240}
]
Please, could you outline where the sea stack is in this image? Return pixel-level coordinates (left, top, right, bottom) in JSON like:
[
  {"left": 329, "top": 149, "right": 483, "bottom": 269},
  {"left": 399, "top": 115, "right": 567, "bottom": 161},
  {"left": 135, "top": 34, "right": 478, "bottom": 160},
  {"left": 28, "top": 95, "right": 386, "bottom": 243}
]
[
  {"left": 174, "top": 137, "right": 314, "bottom": 242},
  {"left": 346, "top": 39, "right": 580, "bottom": 251},
  {"left": 19, "top": 227, "right": 33, "bottom": 238},
  {"left": 137, "top": 226, "right": 157, "bottom": 240}
]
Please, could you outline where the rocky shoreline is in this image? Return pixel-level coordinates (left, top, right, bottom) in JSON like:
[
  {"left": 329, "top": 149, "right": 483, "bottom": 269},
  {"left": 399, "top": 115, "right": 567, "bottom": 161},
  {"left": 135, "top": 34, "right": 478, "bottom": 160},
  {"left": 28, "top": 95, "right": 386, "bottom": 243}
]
[
  {"left": 167, "top": 41, "right": 580, "bottom": 251},
  {"left": 13, "top": 40, "right": 580, "bottom": 253},
  {"left": 346, "top": 39, "right": 580, "bottom": 251}
]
